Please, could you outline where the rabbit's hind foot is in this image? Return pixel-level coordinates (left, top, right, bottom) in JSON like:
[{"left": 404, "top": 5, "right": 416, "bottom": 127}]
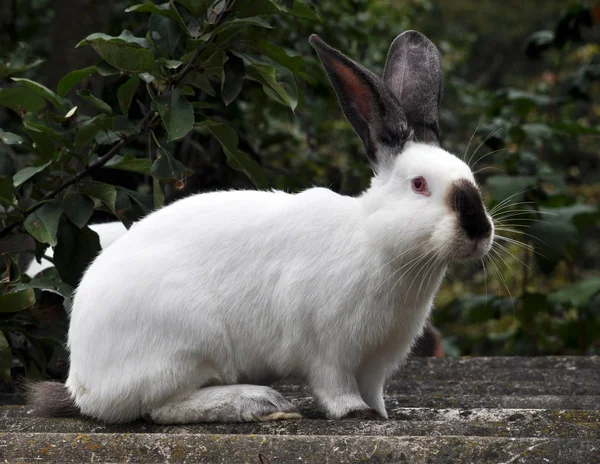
[{"left": 145, "top": 384, "right": 302, "bottom": 424}]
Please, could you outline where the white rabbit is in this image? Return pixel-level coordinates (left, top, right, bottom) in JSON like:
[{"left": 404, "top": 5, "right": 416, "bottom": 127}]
[
  {"left": 25, "top": 222, "right": 128, "bottom": 277},
  {"left": 30, "top": 31, "right": 494, "bottom": 424}
]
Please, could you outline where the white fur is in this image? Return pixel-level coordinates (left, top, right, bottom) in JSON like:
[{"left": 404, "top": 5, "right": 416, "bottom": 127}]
[
  {"left": 25, "top": 222, "right": 128, "bottom": 277},
  {"left": 65, "top": 142, "right": 493, "bottom": 423}
]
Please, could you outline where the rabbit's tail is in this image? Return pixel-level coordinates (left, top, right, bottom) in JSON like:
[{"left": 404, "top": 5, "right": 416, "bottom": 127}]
[{"left": 27, "top": 381, "right": 80, "bottom": 417}]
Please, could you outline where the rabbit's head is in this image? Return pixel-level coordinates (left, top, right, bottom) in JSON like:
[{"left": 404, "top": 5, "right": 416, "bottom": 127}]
[{"left": 310, "top": 32, "right": 493, "bottom": 262}]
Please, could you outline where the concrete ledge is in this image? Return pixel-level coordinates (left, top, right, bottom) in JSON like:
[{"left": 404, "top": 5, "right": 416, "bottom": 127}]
[
  {"left": 1, "top": 357, "right": 599, "bottom": 463},
  {"left": 2, "top": 433, "right": 599, "bottom": 463}
]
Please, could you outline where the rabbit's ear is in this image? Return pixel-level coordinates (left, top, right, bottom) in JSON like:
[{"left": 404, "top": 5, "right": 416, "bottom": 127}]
[
  {"left": 383, "top": 31, "right": 443, "bottom": 145},
  {"left": 309, "top": 34, "right": 411, "bottom": 168}
]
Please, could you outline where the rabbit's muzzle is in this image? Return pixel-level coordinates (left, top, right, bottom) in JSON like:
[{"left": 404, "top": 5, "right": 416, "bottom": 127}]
[{"left": 447, "top": 179, "right": 493, "bottom": 258}]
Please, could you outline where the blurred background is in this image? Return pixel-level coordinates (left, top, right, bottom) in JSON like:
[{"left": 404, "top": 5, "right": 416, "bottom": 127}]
[{"left": 0, "top": 0, "right": 598, "bottom": 388}]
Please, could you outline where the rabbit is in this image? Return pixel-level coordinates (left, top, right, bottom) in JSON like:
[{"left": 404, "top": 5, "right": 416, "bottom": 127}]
[
  {"left": 29, "top": 31, "right": 493, "bottom": 424},
  {"left": 25, "top": 222, "right": 128, "bottom": 277}
]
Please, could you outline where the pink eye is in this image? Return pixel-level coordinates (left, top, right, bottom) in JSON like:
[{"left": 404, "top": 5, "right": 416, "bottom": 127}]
[{"left": 412, "top": 177, "right": 430, "bottom": 196}]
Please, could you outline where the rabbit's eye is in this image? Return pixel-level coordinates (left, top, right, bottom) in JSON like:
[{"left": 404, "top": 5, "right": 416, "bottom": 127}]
[{"left": 412, "top": 177, "right": 430, "bottom": 196}]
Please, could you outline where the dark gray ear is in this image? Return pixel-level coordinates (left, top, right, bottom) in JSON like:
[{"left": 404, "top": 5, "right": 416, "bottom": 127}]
[
  {"left": 309, "top": 34, "right": 411, "bottom": 168},
  {"left": 383, "top": 31, "right": 443, "bottom": 145}
]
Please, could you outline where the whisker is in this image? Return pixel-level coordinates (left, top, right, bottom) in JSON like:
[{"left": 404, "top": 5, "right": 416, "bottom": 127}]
[
  {"left": 401, "top": 252, "right": 437, "bottom": 303},
  {"left": 495, "top": 228, "right": 545, "bottom": 245},
  {"left": 491, "top": 206, "right": 537, "bottom": 218},
  {"left": 467, "top": 126, "right": 503, "bottom": 168},
  {"left": 481, "top": 256, "right": 489, "bottom": 307},
  {"left": 472, "top": 148, "right": 508, "bottom": 170},
  {"left": 493, "top": 209, "right": 557, "bottom": 220},
  {"left": 474, "top": 166, "right": 507, "bottom": 176},
  {"left": 416, "top": 250, "right": 442, "bottom": 304},
  {"left": 494, "top": 235, "right": 536, "bottom": 252},
  {"left": 489, "top": 248, "right": 517, "bottom": 316},
  {"left": 494, "top": 242, "right": 531, "bottom": 270},
  {"left": 463, "top": 123, "right": 481, "bottom": 162},
  {"left": 373, "top": 243, "right": 434, "bottom": 297},
  {"left": 493, "top": 219, "right": 552, "bottom": 228},
  {"left": 488, "top": 188, "right": 538, "bottom": 215},
  {"left": 491, "top": 246, "right": 521, "bottom": 284},
  {"left": 488, "top": 251, "right": 516, "bottom": 316}
]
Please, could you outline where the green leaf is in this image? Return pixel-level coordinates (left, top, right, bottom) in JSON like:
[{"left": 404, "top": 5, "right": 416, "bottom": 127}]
[
  {"left": 256, "top": 39, "right": 306, "bottom": 77},
  {"left": 0, "top": 129, "right": 25, "bottom": 145},
  {"left": 237, "top": 0, "right": 319, "bottom": 21},
  {"left": 525, "top": 30, "right": 554, "bottom": 58},
  {"left": 54, "top": 222, "right": 101, "bottom": 287},
  {"left": 1, "top": 254, "right": 21, "bottom": 284},
  {"left": 151, "top": 147, "right": 191, "bottom": 182},
  {"left": 57, "top": 66, "right": 98, "bottom": 96},
  {"left": 174, "top": 0, "right": 210, "bottom": 15},
  {"left": 0, "top": 175, "right": 14, "bottom": 206},
  {"left": 156, "top": 58, "right": 183, "bottom": 69},
  {"left": 156, "top": 88, "right": 194, "bottom": 141},
  {"left": 121, "top": 187, "right": 154, "bottom": 215},
  {"left": 552, "top": 121, "right": 600, "bottom": 136},
  {"left": 0, "top": 87, "right": 46, "bottom": 113},
  {"left": 63, "top": 194, "right": 94, "bottom": 229},
  {"left": 12, "top": 268, "right": 74, "bottom": 302},
  {"left": 24, "top": 202, "right": 62, "bottom": 245},
  {"left": 0, "top": 331, "right": 10, "bottom": 382},
  {"left": 549, "top": 278, "right": 600, "bottom": 308},
  {"left": 65, "top": 106, "right": 78, "bottom": 118},
  {"left": 78, "top": 30, "right": 155, "bottom": 73},
  {"left": 268, "top": 65, "right": 298, "bottom": 110},
  {"left": 11, "top": 78, "right": 68, "bottom": 111},
  {"left": 24, "top": 128, "right": 56, "bottom": 161},
  {"left": 12, "top": 160, "right": 52, "bottom": 187},
  {"left": 527, "top": 205, "right": 595, "bottom": 272},
  {"left": 245, "top": 62, "right": 298, "bottom": 110},
  {"left": 153, "top": 177, "right": 165, "bottom": 208},
  {"left": 76, "top": 89, "right": 113, "bottom": 114},
  {"left": 0, "top": 289, "right": 36, "bottom": 312},
  {"left": 105, "top": 153, "right": 152, "bottom": 175},
  {"left": 486, "top": 175, "right": 536, "bottom": 203},
  {"left": 80, "top": 182, "right": 117, "bottom": 214},
  {"left": 78, "top": 30, "right": 152, "bottom": 49},
  {"left": 196, "top": 46, "right": 226, "bottom": 79},
  {"left": 222, "top": 53, "right": 245, "bottom": 106},
  {"left": 75, "top": 114, "right": 114, "bottom": 148},
  {"left": 117, "top": 76, "right": 139, "bottom": 116},
  {"left": 200, "top": 17, "right": 272, "bottom": 42},
  {"left": 113, "top": 115, "right": 142, "bottom": 136},
  {"left": 96, "top": 61, "right": 121, "bottom": 76},
  {"left": 183, "top": 71, "right": 216, "bottom": 96},
  {"left": 125, "top": 1, "right": 178, "bottom": 20},
  {"left": 202, "top": 120, "right": 268, "bottom": 189},
  {"left": 95, "top": 130, "right": 120, "bottom": 145},
  {"left": 149, "top": 13, "right": 182, "bottom": 56},
  {"left": 0, "top": 57, "right": 44, "bottom": 79},
  {"left": 21, "top": 113, "right": 72, "bottom": 146},
  {"left": 127, "top": 2, "right": 188, "bottom": 33}
]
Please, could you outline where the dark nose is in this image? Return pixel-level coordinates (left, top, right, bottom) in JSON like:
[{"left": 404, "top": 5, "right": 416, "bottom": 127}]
[{"left": 447, "top": 180, "right": 492, "bottom": 240}]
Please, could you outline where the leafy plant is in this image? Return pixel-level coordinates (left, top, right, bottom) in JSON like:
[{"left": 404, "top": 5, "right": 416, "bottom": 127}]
[
  {"left": 0, "top": 0, "right": 316, "bottom": 385},
  {"left": 434, "top": 3, "right": 600, "bottom": 356},
  {"left": 0, "top": 1, "right": 598, "bottom": 390}
]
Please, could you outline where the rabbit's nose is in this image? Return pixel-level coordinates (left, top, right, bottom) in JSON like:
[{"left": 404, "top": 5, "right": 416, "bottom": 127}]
[{"left": 447, "top": 179, "right": 491, "bottom": 240}]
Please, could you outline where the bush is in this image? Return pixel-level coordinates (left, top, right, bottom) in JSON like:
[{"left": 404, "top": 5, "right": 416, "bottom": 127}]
[{"left": 0, "top": 1, "right": 598, "bottom": 388}]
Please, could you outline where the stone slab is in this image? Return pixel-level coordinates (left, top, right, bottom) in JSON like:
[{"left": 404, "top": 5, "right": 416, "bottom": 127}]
[
  {"left": 1, "top": 433, "right": 599, "bottom": 463},
  {"left": 1, "top": 357, "right": 598, "bottom": 463}
]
